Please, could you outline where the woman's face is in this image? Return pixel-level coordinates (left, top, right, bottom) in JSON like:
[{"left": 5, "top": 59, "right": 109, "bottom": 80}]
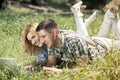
[{"left": 26, "top": 24, "right": 43, "bottom": 47}]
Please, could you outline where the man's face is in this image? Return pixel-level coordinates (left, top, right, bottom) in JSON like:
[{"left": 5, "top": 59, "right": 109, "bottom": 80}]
[
  {"left": 38, "top": 30, "right": 54, "bottom": 48},
  {"left": 27, "top": 30, "right": 43, "bottom": 47}
]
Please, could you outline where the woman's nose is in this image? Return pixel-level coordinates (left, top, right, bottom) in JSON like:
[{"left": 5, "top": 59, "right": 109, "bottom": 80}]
[
  {"left": 31, "top": 38, "right": 37, "bottom": 45},
  {"left": 31, "top": 40, "right": 35, "bottom": 45}
]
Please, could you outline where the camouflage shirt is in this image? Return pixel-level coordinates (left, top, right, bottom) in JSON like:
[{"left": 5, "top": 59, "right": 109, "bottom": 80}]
[{"left": 48, "top": 31, "right": 90, "bottom": 61}]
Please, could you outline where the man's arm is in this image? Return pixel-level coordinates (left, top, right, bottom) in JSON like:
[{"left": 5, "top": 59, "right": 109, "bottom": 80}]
[
  {"left": 42, "top": 66, "right": 62, "bottom": 74},
  {"left": 46, "top": 55, "right": 57, "bottom": 67}
]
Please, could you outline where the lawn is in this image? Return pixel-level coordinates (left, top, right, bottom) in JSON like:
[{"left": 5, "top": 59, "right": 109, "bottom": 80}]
[{"left": 0, "top": 9, "right": 120, "bottom": 80}]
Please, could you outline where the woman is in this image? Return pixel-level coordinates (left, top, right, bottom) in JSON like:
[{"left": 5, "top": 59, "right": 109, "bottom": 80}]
[{"left": 23, "top": 23, "right": 49, "bottom": 71}]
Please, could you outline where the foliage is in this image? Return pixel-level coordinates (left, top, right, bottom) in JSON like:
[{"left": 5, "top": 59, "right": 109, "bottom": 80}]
[
  {"left": 0, "top": 10, "right": 120, "bottom": 80},
  {"left": 0, "top": 0, "right": 7, "bottom": 9},
  {"left": 27, "top": 0, "right": 107, "bottom": 9},
  {"left": 9, "top": 0, "right": 111, "bottom": 10}
]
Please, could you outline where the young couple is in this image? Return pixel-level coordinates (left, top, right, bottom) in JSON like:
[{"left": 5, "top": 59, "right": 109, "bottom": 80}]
[{"left": 23, "top": 0, "right": 120, "bottom": 72}]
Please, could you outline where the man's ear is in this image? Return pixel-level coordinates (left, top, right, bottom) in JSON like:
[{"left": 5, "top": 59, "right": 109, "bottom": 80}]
[{"left": 51, "top": 29, "right": 57, "bottom": 38}]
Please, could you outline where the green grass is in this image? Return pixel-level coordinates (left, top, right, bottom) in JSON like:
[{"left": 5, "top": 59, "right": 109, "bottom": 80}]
[{"left": 0, "top": 9, "right": 120, "bottom": 80}]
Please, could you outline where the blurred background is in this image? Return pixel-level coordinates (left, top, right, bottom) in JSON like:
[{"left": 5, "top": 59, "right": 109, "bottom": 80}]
[{"left": 1, "top": 0, "right": 111, "bottom": 13}]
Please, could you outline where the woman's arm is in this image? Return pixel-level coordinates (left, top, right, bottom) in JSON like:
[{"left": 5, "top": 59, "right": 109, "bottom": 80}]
[{"left": 24, "top": 61, "right": 46, "bottom": 71}]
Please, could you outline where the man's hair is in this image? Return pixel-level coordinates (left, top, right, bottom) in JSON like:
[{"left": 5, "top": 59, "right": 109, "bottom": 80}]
[{"left": 36, "top": 19, "right": 57, "bottom": 32}]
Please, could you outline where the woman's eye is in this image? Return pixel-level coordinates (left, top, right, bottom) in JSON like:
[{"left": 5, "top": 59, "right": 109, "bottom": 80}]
[{"left": 31, "top": 36, "right": 35, "bottom": 39}]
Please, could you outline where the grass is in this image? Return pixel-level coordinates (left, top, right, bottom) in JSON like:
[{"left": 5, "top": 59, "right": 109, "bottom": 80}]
[{"left": 0, "top": 9, "right": 120, "bottom": 80}]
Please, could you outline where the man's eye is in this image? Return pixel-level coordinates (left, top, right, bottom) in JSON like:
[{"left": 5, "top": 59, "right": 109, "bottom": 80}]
[{"left": 41, "top": 35, "right": 45, "bottom": 38}]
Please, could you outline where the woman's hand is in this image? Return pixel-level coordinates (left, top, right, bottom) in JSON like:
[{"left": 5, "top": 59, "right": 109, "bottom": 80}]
[{"left": 24, "top": 64, "right": 35, "bottom": 71}]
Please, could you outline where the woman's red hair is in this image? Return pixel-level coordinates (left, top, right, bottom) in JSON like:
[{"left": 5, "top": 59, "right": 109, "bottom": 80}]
[{"left": 23, "top": 23, "right": 39, "bottom": 55}]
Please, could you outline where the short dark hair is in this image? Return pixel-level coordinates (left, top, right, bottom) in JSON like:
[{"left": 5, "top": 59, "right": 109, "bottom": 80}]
[{"left": 36, "top": 19, "right": 57, "bottom": 32}]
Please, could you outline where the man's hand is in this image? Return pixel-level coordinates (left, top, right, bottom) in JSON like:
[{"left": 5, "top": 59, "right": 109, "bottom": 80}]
[{"left": 43, "top": 66, "right": 63, "bottom": 74}]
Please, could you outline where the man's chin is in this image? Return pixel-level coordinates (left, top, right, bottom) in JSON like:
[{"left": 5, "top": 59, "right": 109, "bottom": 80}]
[
  {"left": 38, "top": 44, "right": 43, "bottom": 47},
  {"left": 47, "top": 45, "right": 52, "bottom": 48}
]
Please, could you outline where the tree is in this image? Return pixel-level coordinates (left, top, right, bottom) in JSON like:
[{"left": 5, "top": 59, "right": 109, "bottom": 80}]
[{"left": 0, "top": 0, "right": 5, "bottom": 8}]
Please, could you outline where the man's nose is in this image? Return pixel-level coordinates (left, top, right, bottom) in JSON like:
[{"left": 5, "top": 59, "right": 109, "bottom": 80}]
[{"left": 37, "top": 38, "right": 44, "bottom": 47}]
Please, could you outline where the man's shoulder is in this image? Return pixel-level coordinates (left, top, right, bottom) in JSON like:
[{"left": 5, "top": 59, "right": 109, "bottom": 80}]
[
  {"left": 64, "top": 33, "right": 82, "bottom": 39},
  {"left": 64, "top": 34, "right": 84, "bottom": 42},
  {"left": 60, "top": 30, "right": 75, "bottom": 34}
]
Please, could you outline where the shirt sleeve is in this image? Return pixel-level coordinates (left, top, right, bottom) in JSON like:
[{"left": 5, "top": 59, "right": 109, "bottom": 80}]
[
  {"left": 48, "top": 48, "right": 61, "bottom": 58},
  {"left": 36, "top": 45, "right": 48, "bottom": 63}
]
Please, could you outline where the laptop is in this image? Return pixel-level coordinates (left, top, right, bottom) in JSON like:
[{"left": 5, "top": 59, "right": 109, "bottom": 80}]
[{"left": 0, "top": 58, "right": 20, "bottom": 73}]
